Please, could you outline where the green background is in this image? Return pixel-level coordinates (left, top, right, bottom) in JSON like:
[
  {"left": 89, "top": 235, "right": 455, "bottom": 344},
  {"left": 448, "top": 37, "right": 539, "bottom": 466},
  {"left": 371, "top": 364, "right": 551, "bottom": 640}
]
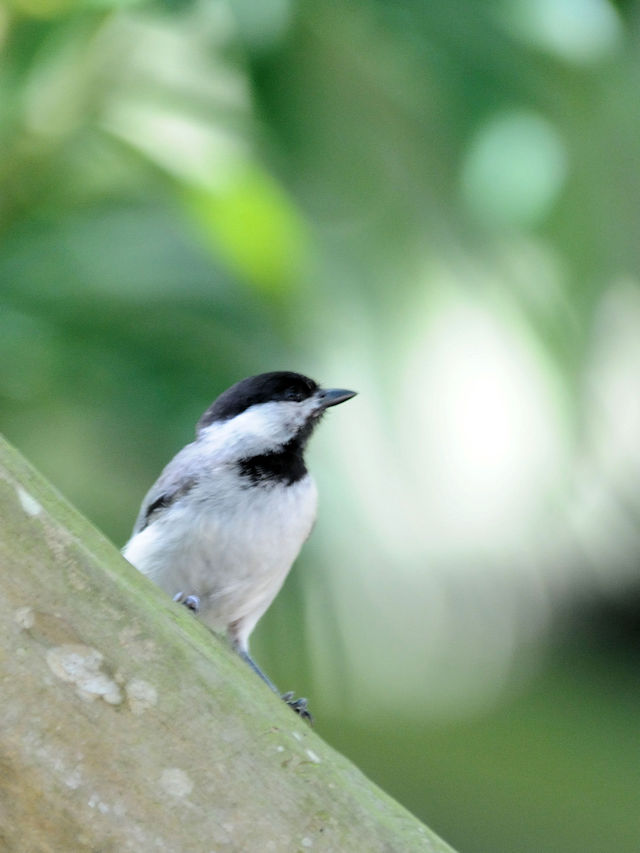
[{"left": 2, "top": 1, "right": 639, "bottom": 850}]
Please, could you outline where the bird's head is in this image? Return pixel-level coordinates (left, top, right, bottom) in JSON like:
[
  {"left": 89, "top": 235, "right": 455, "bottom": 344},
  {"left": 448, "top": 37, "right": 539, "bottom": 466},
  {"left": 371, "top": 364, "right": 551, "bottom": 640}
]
[{"left": 196, "top": 371, "right": 356, "bottom": 458}]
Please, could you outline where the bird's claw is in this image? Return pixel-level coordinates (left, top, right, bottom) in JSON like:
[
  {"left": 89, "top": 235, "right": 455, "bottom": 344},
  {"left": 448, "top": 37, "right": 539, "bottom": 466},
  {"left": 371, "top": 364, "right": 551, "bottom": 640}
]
[
  {"left": 173, "top": 592, "right": 201, "bottom": 613},
  {"left": 281, "top": 691, "right": 313, "bottom": 723}
]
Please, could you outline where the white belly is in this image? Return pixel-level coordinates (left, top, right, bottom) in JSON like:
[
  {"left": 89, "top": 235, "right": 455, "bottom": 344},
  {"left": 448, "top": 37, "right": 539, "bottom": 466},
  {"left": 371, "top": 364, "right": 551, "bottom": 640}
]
[{"left": 123, "top": 475, "right": 318, "bottom": 645}]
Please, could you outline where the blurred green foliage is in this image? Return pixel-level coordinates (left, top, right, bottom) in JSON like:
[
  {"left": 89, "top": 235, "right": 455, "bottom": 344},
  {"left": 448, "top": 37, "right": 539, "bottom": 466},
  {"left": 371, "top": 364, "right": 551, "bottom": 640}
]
[{"left": 2, "top": 1, "right": 640, "bottom": 851}]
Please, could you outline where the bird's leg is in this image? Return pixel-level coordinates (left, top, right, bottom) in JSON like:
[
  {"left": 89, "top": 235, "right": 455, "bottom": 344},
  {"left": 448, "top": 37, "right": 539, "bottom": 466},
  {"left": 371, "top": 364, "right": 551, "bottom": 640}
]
[
  {"left": 228, "top": 627, "right": 312, "bottom": 722},
  {"left": 238, "top": 649, "right": 312, "bottom": 722},
  {"left": 236, "top": 648, "right": 279, "bottom": 693},
  {"left": 173, "top": 591, "right": 201, "bottom": 613}
]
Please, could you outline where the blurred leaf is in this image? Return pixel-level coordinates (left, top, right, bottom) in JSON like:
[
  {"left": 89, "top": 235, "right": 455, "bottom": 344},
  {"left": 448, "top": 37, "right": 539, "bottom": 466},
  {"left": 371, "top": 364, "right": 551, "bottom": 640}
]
[{"left": 184, "top": 164, "right": 310, "bottom": 295}]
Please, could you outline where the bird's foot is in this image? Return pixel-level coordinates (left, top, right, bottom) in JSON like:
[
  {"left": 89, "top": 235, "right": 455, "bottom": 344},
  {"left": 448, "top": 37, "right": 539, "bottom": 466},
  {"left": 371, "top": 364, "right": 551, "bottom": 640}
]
[
  {"left": 281, "top": 691, "right": 313, "bottom": 723},
  {"left": 233, "top": 647, "right": 313, "bottom": 723},
  {"left": 173, "top": 592, "right": 201, "bottom": 613}
]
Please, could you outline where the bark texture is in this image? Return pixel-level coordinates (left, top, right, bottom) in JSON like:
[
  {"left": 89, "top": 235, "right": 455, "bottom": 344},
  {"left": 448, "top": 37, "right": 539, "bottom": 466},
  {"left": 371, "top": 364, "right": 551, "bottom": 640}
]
[{"left": 0, "top": 434, "right": 455, "bottom": 853}]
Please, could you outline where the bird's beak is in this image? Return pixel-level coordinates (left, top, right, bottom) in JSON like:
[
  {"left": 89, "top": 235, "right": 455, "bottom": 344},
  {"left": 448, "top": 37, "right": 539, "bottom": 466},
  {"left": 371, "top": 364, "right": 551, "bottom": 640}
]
[{"left": 315, "top": 388, "right": 357, "bottom": 410}]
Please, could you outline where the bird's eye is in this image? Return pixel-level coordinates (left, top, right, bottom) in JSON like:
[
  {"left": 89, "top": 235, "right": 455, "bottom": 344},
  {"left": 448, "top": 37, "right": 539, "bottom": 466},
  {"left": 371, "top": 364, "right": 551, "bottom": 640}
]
[{"left": 284, "top": 389, "right": 303, "bottom": 402}]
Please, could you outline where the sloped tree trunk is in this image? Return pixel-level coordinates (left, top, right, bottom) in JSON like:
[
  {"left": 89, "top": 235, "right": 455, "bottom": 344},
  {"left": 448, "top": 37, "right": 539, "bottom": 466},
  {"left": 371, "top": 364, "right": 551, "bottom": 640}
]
[{"left": 0, "top": 434, "right": 455, "bottom": 852}]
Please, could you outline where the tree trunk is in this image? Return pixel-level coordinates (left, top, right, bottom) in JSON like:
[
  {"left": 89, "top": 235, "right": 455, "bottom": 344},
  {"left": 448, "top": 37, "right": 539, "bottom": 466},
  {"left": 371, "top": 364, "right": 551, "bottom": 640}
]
[{"left": 0, "top": 434, "right": 455, "bottom": 852}]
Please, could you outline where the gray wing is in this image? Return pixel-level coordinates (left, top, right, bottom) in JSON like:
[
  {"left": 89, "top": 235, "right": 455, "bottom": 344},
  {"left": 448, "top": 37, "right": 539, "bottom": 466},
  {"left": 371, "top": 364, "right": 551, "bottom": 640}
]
[{"left": 131, "top": 443, "right": 202, "bottom": 535}]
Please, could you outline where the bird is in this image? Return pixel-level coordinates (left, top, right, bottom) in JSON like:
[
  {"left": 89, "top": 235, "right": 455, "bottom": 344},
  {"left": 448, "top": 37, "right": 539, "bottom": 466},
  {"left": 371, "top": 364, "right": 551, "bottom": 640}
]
[{"left": 122, "top": 371, "right": 356, "bottom": 719}]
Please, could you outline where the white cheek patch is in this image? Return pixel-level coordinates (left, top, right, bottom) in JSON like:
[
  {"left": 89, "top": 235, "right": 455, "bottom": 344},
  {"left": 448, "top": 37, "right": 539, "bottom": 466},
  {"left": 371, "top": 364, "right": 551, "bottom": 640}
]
[{"left": 199, "top": 398, "right": 319, "bottom": 459}]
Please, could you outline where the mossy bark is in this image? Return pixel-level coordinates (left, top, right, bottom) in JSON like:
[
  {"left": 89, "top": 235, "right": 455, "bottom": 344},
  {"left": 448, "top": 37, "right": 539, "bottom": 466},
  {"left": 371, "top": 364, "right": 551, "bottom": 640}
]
[{"left": 0, "top": 434, "right": 456, "bottom": 853}]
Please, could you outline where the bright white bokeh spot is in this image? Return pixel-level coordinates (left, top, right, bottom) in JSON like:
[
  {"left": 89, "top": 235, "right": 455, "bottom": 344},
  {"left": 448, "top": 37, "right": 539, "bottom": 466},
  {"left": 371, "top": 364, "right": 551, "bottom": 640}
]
[
  {"left": 400, "top": 298, "right": 566, "bottom": 553},
  {"left": 318, "top": 286, "right": 568, "bottom": 562},
  {"left": 461, "top": 111, "right": 567, "bottom": 227},
  {"left": 313, "top": 290, "right": 567, "bottom": 714},
  {"left": 503, "top": 0, "right": 622, "bottom": 64}
]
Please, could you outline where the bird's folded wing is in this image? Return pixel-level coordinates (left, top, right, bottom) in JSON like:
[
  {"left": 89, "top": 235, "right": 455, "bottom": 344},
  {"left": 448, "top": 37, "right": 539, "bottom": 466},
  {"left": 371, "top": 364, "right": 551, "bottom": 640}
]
[{"left": 131, "top": 445, "right": 204, "bottom": 535}]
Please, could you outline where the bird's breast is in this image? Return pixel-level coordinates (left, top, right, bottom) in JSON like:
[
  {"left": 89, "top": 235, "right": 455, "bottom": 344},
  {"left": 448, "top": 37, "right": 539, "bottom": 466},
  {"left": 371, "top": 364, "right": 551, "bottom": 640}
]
[{"left": 125, "top": 472, "right": 318, "bottom": 623}]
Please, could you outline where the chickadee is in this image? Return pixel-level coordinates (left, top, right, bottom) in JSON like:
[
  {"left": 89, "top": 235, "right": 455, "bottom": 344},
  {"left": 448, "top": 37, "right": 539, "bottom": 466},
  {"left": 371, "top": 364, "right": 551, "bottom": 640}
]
[{"left": 123, "top": 371, "right": 356, "bottom": 719}]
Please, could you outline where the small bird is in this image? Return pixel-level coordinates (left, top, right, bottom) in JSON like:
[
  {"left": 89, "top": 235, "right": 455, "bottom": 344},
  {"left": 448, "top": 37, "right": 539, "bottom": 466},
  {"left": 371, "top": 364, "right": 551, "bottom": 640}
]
[{"left": 123, "top": 371, "right": 356, "bottom": 718}]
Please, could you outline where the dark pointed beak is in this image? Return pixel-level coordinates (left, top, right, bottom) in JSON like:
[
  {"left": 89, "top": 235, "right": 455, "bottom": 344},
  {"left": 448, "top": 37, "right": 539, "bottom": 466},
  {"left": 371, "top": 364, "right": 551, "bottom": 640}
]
[{"left": 316, "top": 387, "right": 357, "bottom": 410}]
